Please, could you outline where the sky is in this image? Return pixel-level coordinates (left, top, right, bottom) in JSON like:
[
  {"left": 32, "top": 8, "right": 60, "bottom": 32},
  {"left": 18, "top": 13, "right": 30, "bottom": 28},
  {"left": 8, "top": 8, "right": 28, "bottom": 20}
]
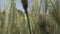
[
  {"left": 0, "top": 0, "right": 5, "bottom": 12},
  {"left": 0, "top": 0, "right": 60, "bottom": 13},
  {"left": 0, "top": 0, "right": 32, "bottom": 12}
]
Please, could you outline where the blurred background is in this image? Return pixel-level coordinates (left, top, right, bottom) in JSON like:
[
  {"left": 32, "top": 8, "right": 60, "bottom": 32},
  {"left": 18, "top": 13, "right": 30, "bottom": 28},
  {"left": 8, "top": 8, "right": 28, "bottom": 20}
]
[{"left": 0, "top": 0, "right": 60, "bottom": 34}]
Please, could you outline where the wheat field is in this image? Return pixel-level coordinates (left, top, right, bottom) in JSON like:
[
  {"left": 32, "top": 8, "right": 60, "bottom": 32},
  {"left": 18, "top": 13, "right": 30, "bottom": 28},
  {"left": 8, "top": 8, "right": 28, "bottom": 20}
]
[{"left": 0, "top": 0, "right": 60, "bottom": 34}]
